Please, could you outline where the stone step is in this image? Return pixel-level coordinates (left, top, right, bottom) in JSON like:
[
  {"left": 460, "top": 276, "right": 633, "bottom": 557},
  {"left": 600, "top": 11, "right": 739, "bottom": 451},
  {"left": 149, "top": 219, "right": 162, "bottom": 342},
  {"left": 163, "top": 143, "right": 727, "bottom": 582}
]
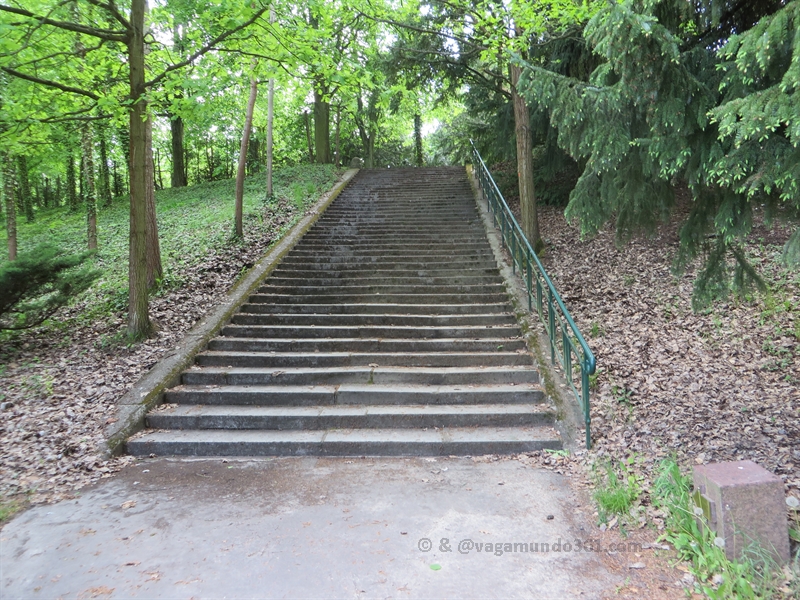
[
  {"left": 247, "top": 293, "right": 509, "bottom": 305},
  {"left": 195, "top": 351, "right": 532, "bottom": 368},
  {"left": 165, "top": 383, "right": 543, "bottom": 406},
  {"left": 270, "top": 267, "right": 501, "bottom": 279},
  {"left": 147, "top": 403, "right": 556, "bottom": 430},
  {"left": 126, "top": 426, "right": 561, "bottom": 457},
  {"left": 281, "top": 255, "right": 497, "bottom": 271},
  {"left": 238, "top": 303, "right": 511, "bottom": 315},
  {"left": 257, "top": 284, "right": 505, "bottom": 296},
  {"left": 208, "top": 337, "right": 527, "bottom": 353},
  {"left": 292, "top": 241, "right": 492, "bottom": 252},
  {"left": 231, "top": 312, "right": 514, "bottom": 326},
  {"left": 300, "top": 229, "right": 487, "bottom": 237},
  {"left": 266, "top": 275, "right": 504, "bottom": 286},
  {"left": 181, "top": 366, "right": 539, "bottom": 387},
  {"left": 312, "top": 223, "right": 482, "bottom": 231},
  {"left": 219, "top": 324, "right": 521, "bottom": 339},
  {"left": 286, "top": 250, "right": 496, "bottom": 260}
]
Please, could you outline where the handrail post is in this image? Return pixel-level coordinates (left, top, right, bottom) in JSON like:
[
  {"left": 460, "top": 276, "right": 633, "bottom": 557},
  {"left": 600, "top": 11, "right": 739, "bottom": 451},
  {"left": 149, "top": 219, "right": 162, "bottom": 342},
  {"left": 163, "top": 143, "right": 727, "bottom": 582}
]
[
  {"left": 511, "top": 231, "right": 516, "bottom": 274},
  {"left": 582, "top": 364, "right": 591, "bottom": 449},
  {"left": 526, "top": 256, "right": 532, "bottom": 312},
  {"left": 548, "top": 290, "right": 556, "bottom": 364}
]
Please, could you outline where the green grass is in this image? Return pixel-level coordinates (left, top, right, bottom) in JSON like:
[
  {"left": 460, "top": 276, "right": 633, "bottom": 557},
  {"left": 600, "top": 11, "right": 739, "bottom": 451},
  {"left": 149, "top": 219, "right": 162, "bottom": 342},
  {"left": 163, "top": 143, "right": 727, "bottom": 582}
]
[
  {"left": 1, "top": 164, "right": 342, "bottom": 328},
  {"left": 0, "top": 497, "right": 25, "bottom": 524},
  {"left": 653, "top": 458, "right": 798, "bottom": 598},
  {"left": 592, "top": 456, "right": 643, "bottom": 523}
]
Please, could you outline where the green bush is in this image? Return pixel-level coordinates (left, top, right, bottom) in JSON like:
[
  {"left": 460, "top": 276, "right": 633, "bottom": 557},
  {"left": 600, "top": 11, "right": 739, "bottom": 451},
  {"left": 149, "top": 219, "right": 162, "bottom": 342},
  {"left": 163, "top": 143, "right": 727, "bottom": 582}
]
[{"left": 0, "top": 244, "right": 101, "bottom": 330}]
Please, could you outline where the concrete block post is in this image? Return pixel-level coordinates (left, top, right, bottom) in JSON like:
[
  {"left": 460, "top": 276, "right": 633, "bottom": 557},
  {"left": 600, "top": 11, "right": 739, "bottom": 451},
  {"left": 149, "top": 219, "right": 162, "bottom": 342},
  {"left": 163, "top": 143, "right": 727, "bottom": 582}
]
[{"left": 693, "top": 460, "right": 790, "bottom": 564}]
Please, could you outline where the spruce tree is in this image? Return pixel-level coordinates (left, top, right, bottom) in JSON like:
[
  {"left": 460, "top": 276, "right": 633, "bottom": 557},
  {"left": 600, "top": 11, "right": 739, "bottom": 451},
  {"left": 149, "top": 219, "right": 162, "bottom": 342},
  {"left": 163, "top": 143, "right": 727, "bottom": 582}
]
[{"left": 514, "top": 0, "right": 795, "bottom": 307}]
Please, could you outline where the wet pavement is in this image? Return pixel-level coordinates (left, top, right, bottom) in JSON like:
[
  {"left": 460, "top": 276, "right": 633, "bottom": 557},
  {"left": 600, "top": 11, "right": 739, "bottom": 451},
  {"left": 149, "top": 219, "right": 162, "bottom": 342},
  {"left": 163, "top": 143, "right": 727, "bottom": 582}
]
[{"left": 1, "top": 457, "right": 622, "bottom": 599}]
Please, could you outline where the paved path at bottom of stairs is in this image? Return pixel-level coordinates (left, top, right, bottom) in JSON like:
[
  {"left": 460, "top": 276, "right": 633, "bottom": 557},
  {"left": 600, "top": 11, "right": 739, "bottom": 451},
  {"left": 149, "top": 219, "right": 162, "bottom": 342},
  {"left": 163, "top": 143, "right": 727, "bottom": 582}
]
[{"left": 1, "top": 458, "right": 639, "bottom": 599}]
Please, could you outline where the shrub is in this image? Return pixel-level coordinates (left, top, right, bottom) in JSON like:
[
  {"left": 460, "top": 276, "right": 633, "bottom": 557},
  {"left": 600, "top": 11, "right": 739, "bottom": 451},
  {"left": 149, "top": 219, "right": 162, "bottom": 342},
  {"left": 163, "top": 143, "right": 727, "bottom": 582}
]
[{"left": 0, "top": 244, "right": 101, "bottom": 330}]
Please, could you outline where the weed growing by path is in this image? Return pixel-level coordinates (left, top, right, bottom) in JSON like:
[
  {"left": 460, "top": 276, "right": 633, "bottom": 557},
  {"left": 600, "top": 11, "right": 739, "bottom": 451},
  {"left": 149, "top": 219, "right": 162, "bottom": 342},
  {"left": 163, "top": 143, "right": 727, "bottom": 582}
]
[
  {"left": 652, "top": 458, "right": 798, "bottom": 598},
  {"left": 592, "top": 456, "right": 642, "bottom": 524}
]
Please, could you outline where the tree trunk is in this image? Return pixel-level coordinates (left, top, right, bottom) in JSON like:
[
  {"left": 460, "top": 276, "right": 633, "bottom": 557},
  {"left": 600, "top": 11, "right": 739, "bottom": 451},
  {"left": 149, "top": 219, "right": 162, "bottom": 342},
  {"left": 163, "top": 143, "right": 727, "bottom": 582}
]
[
  {"left": 266, "top": 71, "right": 274, "bottom": 198},
  {"left": 366, "top": 135, "right": 375, "bottom": 168},
  {"left": 112, "top": 160, "right": 122, "bottom": 197},
  {"left": 145, "top": 113, "right": 162, "bottom": 289},
  {"left": 511, "top": 64, "right": 540, "bottom": 249},
  {"left": 313, "top": 88, "right": 331, "bottom": 164},
  {"left": 98, "top": 127, "right": 112, "bottom": 206},
  {"left": 334, "top": 104, "right": 341, "bottom": 167},
  {"left": 303, "top": 111, "right": 314, "bottom": 163},
  {"left": 67, "top": 153, "right": 78, "bottom": 211},
  {"left": 17, "top": 156, "right": 34, "bottom": 223},
  {"left": 127, "top": 0, "right": 153, "bottom": 340},
  {"left": 117, "top": 126, "right": 131, "bottom": 194},
  {"left": 81, "top": 124, "right": 98, "bottom": 250},
  {"left": 414, "top": 113, "right": 423, "bottom": 167},
  {"left": 170, "top": 116, "right": 187, "bottom": 187},
  {"left": 3, "top": 153, "right": 17, "bottom": 260},
  {"left": 235, "top": 75, "right": 259, "bottom": 238}
]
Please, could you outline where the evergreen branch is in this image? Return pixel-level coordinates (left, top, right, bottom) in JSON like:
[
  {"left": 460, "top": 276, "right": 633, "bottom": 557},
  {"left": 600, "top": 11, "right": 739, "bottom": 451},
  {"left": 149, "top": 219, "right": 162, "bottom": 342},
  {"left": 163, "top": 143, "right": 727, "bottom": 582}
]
[
  {"left": 0, "top": 67, "right": 99, "bottom": 99},
  {"left": 146, "top": 7, "right": 269, "bottom": 89},
  {"left": 0, "top": 4, "right": 128, "bottom": 42}
]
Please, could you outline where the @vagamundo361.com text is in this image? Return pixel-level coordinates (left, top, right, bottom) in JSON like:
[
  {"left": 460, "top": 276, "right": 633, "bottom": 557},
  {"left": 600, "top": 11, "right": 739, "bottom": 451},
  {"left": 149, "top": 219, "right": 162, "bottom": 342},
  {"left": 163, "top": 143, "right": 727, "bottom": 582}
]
[{"left": 417, "top": 537, "right": 642, "bottom": 556}]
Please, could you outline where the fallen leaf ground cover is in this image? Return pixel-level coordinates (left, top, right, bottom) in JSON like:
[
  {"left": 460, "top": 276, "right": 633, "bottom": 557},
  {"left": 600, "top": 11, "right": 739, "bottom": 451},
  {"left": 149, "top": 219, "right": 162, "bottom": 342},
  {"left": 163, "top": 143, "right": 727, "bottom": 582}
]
[
  {"left": 534, "top": 196, "right": 799, "bottom": 500},
  {"left": 0, "top": 165, "right": 343, "bottom": 511}
]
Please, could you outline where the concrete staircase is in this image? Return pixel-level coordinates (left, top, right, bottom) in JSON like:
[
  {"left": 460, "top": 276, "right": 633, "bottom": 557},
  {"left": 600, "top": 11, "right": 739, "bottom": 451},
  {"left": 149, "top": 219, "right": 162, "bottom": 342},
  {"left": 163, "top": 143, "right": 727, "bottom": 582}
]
[{"left": 127, "top": 167, "right": 561, "bottom": 456}]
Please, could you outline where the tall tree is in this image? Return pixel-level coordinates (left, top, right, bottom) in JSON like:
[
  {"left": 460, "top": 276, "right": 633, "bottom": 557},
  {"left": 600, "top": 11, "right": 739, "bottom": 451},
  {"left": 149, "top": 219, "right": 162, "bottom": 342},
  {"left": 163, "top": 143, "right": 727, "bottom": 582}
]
[
  {"left": 80, "top": 124, "right": 98, "bottom": 250},
  {"left": 235, "top": 72, "right": 259, "bottom": 238},
  {"left": 16, "top": 155, "right": 33, "bottom": 223},
  {"left": 413, "top": 113, "right": 423, "bottom": 167},
  {"left": 97, "top": 125, "right": 112, "bottom": 206},
  {"left": 3, "top": 152, "right": 17, "bottom": 260},
  {"left": 169, "top": 23, "right": 188, "bottom": 188},
  {"left": 66, "top": 153, "right": 78, "bottom": 212}
]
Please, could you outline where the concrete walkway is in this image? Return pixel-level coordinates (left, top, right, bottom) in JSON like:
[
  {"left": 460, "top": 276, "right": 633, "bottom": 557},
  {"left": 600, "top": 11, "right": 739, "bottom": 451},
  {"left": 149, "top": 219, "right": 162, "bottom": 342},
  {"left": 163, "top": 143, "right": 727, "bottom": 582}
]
[{"left": 1, "top": 457, "right": 626, "bottom": 599}]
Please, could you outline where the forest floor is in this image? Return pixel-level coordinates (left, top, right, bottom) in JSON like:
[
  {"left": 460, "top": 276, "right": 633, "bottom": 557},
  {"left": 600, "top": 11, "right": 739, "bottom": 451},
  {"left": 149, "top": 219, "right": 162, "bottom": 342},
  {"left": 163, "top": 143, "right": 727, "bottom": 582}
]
[{"left": 0, "top": 165, "right": 343, "bottom": 512}]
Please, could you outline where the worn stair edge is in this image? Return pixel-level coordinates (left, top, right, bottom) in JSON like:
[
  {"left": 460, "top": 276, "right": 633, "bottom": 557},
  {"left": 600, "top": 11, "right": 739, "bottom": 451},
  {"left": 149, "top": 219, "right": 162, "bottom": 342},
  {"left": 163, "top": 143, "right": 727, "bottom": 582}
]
[
  {"left": 230, "top": 313, "right": 515, "bottom": 325},
  {"left": 126, "top": 426, "right": 562, "bottom": 457},
  {"left": 207, "top": 337, "right": 527, "bottom": 352},
  {"left": 179, "top": 365, "right": 540, "bottom": 386},
  {"left": 101, "top": 168, "right": 361, "bottom": 457},
  {"left": 163, "top": 383, "right": 545, "bottom": 406},
  {"left": 194, "top": 351, "right": 534, "bottom": 368},
  {"left": 237, "top": 303, "right": 511, "bottom": 315},
  {"left": 147, "top": 403, "right": 557, "bottom": 430}
]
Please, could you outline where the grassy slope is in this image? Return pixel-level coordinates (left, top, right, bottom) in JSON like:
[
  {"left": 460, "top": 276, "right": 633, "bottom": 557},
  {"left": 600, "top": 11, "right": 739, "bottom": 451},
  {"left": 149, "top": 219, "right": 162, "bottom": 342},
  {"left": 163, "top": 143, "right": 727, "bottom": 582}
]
[{"left": 1, "top": 164, "right": 342, "bottom": 319}]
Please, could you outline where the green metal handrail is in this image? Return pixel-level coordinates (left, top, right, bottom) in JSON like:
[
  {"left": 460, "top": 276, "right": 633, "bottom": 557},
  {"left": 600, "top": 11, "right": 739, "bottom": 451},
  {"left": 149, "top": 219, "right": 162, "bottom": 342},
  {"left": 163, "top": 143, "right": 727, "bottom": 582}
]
[{"left": 470, "top": 141, "right": 596, "bottom": 449}]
